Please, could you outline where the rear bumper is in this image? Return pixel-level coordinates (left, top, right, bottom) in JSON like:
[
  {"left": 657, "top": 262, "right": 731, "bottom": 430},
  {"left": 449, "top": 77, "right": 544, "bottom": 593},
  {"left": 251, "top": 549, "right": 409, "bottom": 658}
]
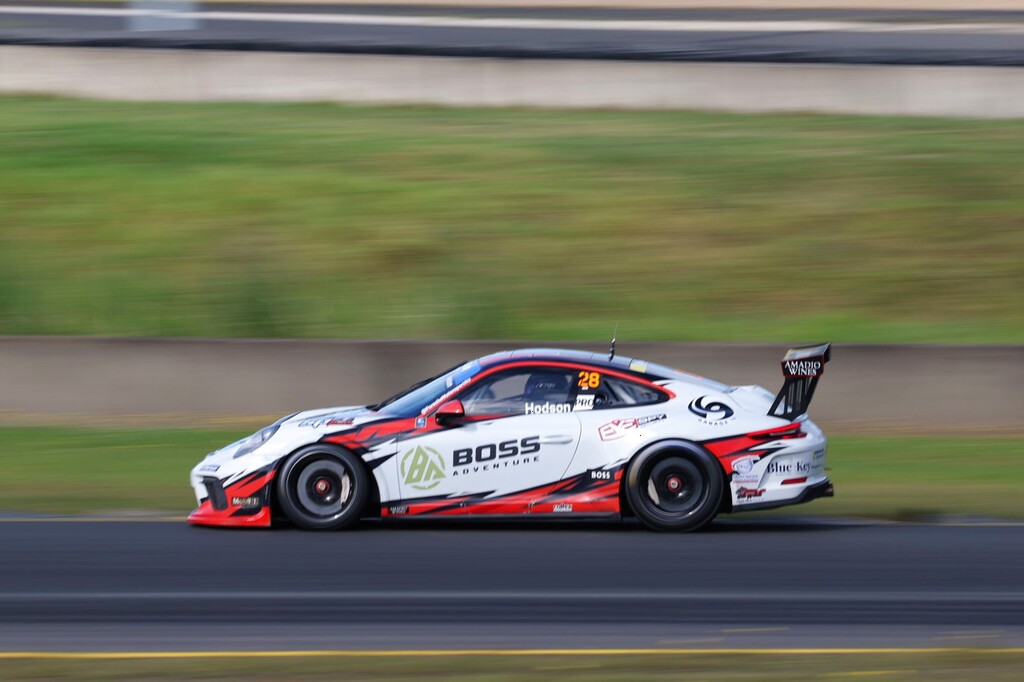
[{"left": 730, "top": 477, "right": 834, "bottom": 513}]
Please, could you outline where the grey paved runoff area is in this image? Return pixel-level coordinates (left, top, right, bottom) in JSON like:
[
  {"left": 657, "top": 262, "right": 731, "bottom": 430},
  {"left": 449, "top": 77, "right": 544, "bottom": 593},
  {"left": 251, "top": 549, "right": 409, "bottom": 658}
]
[
  {"left": 0, "top": 517, "right": 1022, "bottom": 650},
  {"left": 2, "top": 2, "right": 1024, "bottom": 65}
]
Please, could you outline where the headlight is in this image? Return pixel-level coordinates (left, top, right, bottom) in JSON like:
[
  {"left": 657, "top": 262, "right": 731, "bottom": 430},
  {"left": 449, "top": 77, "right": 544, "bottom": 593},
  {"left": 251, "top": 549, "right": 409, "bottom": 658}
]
[{"left": 232, "top": 424, "right": 280, "bottom": 459}]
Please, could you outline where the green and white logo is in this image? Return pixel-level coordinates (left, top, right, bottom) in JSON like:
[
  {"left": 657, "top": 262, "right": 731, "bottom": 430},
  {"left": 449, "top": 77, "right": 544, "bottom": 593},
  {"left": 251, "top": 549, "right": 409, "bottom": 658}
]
[{"left": 401, "top": 445, "right": 445, "bottom": 490}]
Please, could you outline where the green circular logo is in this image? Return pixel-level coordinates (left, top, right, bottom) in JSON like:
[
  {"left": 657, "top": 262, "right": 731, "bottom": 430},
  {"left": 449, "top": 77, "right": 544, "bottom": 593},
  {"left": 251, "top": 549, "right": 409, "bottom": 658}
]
[{"left": 400, "top": 445, "right": 446, "bottom": 491}]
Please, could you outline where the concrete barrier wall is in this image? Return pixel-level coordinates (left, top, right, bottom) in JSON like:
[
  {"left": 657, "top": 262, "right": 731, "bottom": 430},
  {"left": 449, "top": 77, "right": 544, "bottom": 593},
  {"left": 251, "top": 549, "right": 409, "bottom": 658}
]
[
  {"left": 1, "top": 337, "right": 1021, "bottom": 434},
  {"left": 3, "top": 46, "right": 1024, "bottom": 118}
]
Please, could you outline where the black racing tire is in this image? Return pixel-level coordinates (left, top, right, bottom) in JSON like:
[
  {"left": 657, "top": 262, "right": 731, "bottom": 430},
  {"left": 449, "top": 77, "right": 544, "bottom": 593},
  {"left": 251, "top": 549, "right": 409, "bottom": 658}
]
[
  {"left": 275, "top": 445, "right": 369, "bottom": 530},
  {"left": 624, "top": 440, "right": 724, "bottom": 532}
]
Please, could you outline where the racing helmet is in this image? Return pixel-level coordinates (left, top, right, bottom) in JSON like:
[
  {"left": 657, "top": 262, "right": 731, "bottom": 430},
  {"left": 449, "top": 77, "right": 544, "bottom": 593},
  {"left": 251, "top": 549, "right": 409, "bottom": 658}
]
[{"left": 523, "top": 372, "right": 570, "bottom": 401}]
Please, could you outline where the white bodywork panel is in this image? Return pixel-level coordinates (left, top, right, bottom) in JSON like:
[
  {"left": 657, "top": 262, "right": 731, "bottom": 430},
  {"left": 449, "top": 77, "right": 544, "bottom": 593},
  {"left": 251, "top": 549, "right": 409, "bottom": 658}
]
[{"left": 190, "top": 358, "right": 830, "bottom": 519}]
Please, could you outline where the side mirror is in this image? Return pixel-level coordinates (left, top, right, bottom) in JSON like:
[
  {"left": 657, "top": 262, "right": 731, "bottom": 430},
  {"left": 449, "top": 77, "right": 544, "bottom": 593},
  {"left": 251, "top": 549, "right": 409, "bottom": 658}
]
[{"left": 435, "top": 399, "right": 466, "bottom": 427}]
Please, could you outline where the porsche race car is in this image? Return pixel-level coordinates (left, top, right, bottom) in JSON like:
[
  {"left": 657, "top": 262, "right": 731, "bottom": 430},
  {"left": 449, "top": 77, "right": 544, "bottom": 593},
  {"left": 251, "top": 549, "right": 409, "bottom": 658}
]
[{"left": 189, "top": 344, "right": 832, "bottom": 532}]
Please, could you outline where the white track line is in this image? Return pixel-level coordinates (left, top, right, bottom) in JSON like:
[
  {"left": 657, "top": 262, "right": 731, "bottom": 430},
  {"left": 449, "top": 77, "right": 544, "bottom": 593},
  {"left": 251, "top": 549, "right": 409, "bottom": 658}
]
[{"left": 2, "top": 6, "right": 1024, "bottom": 35}]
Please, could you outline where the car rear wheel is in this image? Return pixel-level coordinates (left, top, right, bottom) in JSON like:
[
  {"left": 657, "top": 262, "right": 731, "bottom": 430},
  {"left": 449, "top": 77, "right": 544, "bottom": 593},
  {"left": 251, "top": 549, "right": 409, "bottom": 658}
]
[
  {"left": 625, "top": 440, "right": 723, "bottom": 532},
  {"left": 276, "top": 445, "right": 368, "bottom": 530}
]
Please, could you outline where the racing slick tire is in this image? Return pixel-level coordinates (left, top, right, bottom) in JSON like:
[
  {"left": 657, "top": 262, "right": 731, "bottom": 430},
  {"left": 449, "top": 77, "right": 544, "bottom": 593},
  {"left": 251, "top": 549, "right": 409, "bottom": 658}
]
[
  {"left": 625, "top": 440, "right": 724, "bottom": 532},
  {"left": 276, "top": 445, "right": 369, "bottom": 530}
]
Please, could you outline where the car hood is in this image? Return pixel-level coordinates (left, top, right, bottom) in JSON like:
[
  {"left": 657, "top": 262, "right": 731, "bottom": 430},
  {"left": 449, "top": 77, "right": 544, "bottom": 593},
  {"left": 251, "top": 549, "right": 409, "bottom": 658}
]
[
  {"left": 281, "top": 405, "right": 383, "bottom": 431},
  {"left": 196, "top": 405, "right": 383, "bottom": 470}
]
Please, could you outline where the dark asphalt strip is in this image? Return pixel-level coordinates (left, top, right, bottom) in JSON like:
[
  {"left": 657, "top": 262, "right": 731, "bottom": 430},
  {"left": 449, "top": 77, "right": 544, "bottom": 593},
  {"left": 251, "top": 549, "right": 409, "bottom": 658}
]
[
  {"left": 2, "top": 6, "right": 1024, "bottom": 65},
  {"left": 1, "top": 520, "right": 1021, "bottom": 630},
  {"left": 3, "top": 31, "right": 1024, "bottom": 67},
  {"left": 2, "top": 592, "right": 1022, "bottom": 626},
  {"left": 10, "top": 2, "right": 1024, "bottom": 22}
]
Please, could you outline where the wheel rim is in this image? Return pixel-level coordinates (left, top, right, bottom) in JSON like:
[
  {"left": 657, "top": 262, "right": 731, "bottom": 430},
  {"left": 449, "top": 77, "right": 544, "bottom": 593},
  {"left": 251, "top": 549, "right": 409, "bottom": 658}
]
[
  {"left": 641, "top": 456, "right": 707, "bottom": 517},
  {"left": 292, "top": 457, "right": 354, "bottom": 519}
]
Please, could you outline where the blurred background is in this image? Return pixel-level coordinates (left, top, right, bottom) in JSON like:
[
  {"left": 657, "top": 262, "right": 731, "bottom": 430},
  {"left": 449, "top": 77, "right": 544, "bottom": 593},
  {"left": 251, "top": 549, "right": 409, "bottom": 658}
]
[{"left": 0, "top": 0, "right": 1023, "bottom": 679}]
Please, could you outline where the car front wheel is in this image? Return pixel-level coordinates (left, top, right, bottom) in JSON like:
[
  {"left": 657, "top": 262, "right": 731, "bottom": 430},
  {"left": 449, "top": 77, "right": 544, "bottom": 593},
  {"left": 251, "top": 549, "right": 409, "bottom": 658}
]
[{"left": 276, "top": 445, "right": 368, "bottom": 530}]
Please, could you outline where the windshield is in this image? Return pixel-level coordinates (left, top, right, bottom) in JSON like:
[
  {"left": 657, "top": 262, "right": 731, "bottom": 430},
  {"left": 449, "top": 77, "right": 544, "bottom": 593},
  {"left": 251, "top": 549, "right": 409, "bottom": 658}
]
[{"left": 372, "top": 359, "right": 482, "bottom": 417}]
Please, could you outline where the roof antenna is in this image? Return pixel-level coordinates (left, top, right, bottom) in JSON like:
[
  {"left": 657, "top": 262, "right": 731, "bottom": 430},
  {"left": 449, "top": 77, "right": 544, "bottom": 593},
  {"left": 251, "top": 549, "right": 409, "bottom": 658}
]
[{"left": 608, "top": 323, "right": 618, "bottom": 361}]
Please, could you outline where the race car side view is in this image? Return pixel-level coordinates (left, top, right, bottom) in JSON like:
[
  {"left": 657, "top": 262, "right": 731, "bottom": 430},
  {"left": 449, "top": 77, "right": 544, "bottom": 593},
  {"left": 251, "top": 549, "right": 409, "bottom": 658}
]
[{"left": 188, "top": 344, "right": 832, "bottom": 532}]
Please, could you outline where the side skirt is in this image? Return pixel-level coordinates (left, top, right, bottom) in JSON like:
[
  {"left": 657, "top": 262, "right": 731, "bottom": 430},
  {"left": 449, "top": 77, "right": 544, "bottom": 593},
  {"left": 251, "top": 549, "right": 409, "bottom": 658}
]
[{"left": 376, "top": 512, "right": 622, "bottom": 523}]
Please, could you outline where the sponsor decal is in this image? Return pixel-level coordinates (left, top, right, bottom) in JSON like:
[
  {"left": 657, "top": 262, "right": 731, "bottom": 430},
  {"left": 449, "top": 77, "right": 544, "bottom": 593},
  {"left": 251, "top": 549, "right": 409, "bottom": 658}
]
[
  {"left": 199, "top": 464, "right": 220, "bottom": 473},
  {"left": 553, "top": 503, "right": 573, "bottom": 513},
  {"left": 388, "top": 505, "right": 409, "bottom": 515},
  {"left": 813, "top": 448, "right": 826, "bottom": 460},
  {"left": 588, "top": 469, "right": 612, "bottom": 481},
  {"left": 424, "top": 377, "right": 473, "bottom": 414},
  {"left": 574, "top": 395, "right": 595, "bottom": 411},
  {"left": 231, "top": 496, "right": 261, "bottom": 507},
  {"left": 451, "top": 456, "right": 541, "bottom": 477},
  {"left": 453, "top": 437, "right": 541, "bottom": 466},
  {"left": 732, "top": 457, "right": 757, "bottom": 475},
  {"left": 731, "top": 456, "right": 764, "bottom": 483},
  {"left": 736, "top": 487, "right": 765, "bottom": 501},
  {"left": 782, "top": 359, "right": 824, "bottom": 378},
  {"left": 766, "top": 459, "right": 812, "bottom": 475},
  {"left": 525, "top": 402, "right": 572, "bottom": 415},
  {"left": 401, "top": 445, "right": 446, "bottom": 491},
  {"left": 298, "top": 413, "right": 355, "bottom": 429},
  {"left": 687, "top": 396, "right": 735, "bottom": 425},
  {"left": 629, "top": 360, "right": 648, "bottom": 373},
  {"left": 598, "top": 413, "right": 667, "bottom": 441}
]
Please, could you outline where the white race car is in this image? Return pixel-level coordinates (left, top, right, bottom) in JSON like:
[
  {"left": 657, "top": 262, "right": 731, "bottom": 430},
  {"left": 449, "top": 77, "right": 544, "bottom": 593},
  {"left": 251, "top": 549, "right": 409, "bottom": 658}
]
[{"left": 189, "top": 344, "right": 832, "bottom": 532}]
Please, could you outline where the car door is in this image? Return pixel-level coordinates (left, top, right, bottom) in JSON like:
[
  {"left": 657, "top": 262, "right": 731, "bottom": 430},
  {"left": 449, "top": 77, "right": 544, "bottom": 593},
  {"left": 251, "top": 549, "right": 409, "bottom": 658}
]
[{"left": 394, "top": 365, "right": 583, "bottom": 515}]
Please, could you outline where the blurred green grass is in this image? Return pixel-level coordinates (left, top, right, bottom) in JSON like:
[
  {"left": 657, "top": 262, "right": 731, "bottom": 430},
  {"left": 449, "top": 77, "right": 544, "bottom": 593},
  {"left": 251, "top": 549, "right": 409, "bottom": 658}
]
[
  {"left": 0, "top": 428, "right": 1021, "bottom": 518},
  {"left": 0, "top": 427, "right": 247, "bottom": 515},
  {"left": 1, "top": 96, "right": 1023, "bottom": 342},
  {"left": 4, "top": 651, "right": 1024, "bottom": 682}
]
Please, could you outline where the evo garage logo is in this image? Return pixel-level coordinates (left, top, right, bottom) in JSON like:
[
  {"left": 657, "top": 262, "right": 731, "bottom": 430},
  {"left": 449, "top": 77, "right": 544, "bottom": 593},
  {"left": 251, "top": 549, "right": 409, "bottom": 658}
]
[{"left": 598, "top": 414, "right": 666, "bottom": 441}]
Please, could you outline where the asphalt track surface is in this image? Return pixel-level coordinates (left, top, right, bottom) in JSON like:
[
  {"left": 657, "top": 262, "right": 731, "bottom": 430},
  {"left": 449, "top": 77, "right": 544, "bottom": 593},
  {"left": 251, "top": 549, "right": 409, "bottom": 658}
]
[
  {"left": 2, "top": 516, "right": 1023, "bottom": 651},
  {"left": 2, "top": 2, "right": 1024, "bottom": 65}
]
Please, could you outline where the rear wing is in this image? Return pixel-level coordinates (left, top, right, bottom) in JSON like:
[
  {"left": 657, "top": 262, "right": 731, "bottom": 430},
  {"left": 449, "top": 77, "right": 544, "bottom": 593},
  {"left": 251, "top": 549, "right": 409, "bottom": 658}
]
[{"left": 769, "top": 343, "right": 831, "bottom": 420}]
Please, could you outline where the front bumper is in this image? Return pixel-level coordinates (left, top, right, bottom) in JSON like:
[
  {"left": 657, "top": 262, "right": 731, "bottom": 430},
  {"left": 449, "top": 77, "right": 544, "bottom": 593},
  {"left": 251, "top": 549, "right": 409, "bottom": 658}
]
[{"left": 187, "top": 467, "right": 276, "bottom": 528}]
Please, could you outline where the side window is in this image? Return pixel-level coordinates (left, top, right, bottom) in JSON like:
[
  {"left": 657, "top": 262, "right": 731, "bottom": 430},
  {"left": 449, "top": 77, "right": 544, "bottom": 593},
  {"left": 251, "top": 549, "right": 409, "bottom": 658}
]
[
  {"left": 460, "top": 368, "right": 576, "bottom": 417},
  {"left": 588, "top": 375, "right": 665, "bottom": 409}
]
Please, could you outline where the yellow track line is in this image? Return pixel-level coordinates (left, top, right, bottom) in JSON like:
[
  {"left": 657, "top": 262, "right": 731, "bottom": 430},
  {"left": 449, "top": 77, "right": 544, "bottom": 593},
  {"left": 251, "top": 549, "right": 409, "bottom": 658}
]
[{"left": 1, "top": 648, "right": 1023, "bottom": 659}]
